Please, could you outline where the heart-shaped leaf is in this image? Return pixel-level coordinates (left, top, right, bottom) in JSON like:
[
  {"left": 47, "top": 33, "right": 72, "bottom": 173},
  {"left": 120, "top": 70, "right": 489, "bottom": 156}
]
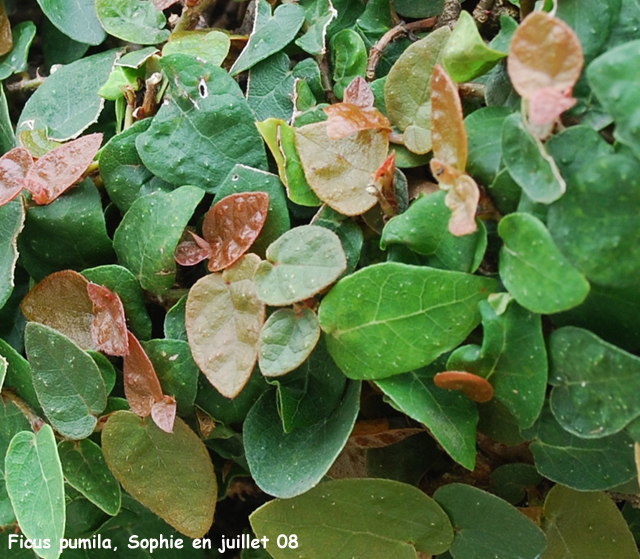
[
  {"left": 434, "top": 371, "right": 494, "bottom": 403},
  {"left": 87, "top": 283, "right": 129, "bottom": 357},
  {"left": 102, "top": 411, "right": 217, "bottom": 538},
  {"left": 0, "top": 147, "right": 32, "bottom": 207},
  {"left": 96, "top": 0, "right": 170, "bottom": 45},
  {"left": 186, "top": 254, "right": 265, "bottom": 398},
  {"left": 255, "top": 225, "right": 347, "bottom": 306}
]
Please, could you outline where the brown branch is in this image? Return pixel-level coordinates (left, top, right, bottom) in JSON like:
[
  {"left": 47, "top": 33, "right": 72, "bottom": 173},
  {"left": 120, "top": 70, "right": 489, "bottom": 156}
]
[
  {"left": 436, "top": 0, "right": 461, "bottom": 30},
  {"left": 366, "top": 17, "right": 438, "bottom": 81},
  {"left": 2, "top": 391, "right": 46, "bottom": 432},
  {"left": 472, "top": 0, "right": 495, "bottom": 25},
  {"left": 459, "top": 83, "right": 486, "bottom": 99},
  {"left": 317, "top": 54, "right": 337, "bottom": 104}
]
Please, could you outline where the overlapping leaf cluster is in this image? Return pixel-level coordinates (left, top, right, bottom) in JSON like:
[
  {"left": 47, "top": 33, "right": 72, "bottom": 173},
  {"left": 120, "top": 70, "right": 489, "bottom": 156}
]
[{"left": 1, "top": 1, "right": 640, "bottom": 558}]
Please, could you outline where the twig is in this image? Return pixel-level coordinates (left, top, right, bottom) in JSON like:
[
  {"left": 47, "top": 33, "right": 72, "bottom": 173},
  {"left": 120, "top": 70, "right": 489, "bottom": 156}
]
[
  {"left": 317, "top": 54, "right": 337, "bottom": 104},
  {"left": 6, "top": 75, "right": 45, "bottom": 92},
  {"left": 174, "top": 0, "right": 218, "bottom": 32},
  {"left": 2, "top": 391, "right": 46, "bottom": 432},
  {"left": 436, "top": 0, "right": 461, "bottom": 30},
  {"left": 139, "top": 72, "right": 164, "bottom": 119},
  {"left": 366, "top": 17, "right": 438, "bottom": 81},
  {"left": 459, "top": 83, "right": 486, "bottom": 99},
  {"left": 473, "top": 0, "right": 495, "bottom": 25},
  {"left": 520, "top": 0, "right": 535, "bottom": 18}
]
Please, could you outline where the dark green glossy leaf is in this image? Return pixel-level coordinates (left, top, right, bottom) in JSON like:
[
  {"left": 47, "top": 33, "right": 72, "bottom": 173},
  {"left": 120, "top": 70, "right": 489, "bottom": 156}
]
[
  {"left": 17, "top": 49, "right": 117, "bottom": 141},
  {"left": 607, "top": 0, "right": 640, "bottom": 49},
  {"left": 37, "top": 0, "right": 105, "bottom": 45},
  {"left": 490, "top": 463, "right": 542, "bottom": 505},
  {"left": 319, "top": 263, "right": 498, "bottom": 379},
  {"left": 136, "top": 55, "right": 267, "bottom": 192},
  {"left": 96, "top": 0, "right": 169, "bottom": 45},
  {"left": 113, "top": 185, "right": 204, "bottom": 295},
  {"left": 164, "top": 295, "right": 187, "bottom": 342},
  {"left": 312, "top": 205, "right": 363, "bottom": 276},
  {"left": 330, "top": 29, "right": 367, "bottom": 98},
  {"left": 244, "top": 380, "right": 360, "bottom": 498},
  {"left": 499, "top": 212, "right": 590, "bottom": 314},
  {"left": 0, "top": 198, "right": 24, "bottom": 310},
  {"left": 381, "top": 192, "right": 487, "bottom": 273},
  {"left": 295, "top": 0, "right": 336, "bottom": 55},
  {"left": 58, "top": 439, "right": 121, "bottom": 516},
  {"left": 88, "top": 350, "right": 116, "bottom": 394},
  {"left": 230, "top": 0, "right": 306, "bottom": 76},
  {"left": 465, "top": 107, "right": 512, "bottom": 186},
  {"left": 41, "top": 17, "right": 89, "bottom": 68},
  {"left": 25, "top": 323, "right": 107, "bottom": 439},
  {"left": 394, "top": 0, "right": 443, "bottom": 18},
  {"left": 0, "top": 21, "right": 36, "bottom": 80},
  {"left": 0, "top": 338, "right": 40, "bottom": 414},
  {"left": 247, "top": 53, "right": 296, "bottom": 122},
  {"left": 434, "top": 483, "right": 546, "bottom": 559},
  {"left": 0, "top": 397, "right": 31, "bottom": 478},
  {"left": 0, "top": 84, "right": 13, "bottom": 154},
  {"left": 18, "top": 179, "right": 115, "bottom": 282},
  {"left": 102, "top": 411, "right": 217, "bottom": 538},
  {"left": 5, "top": 425, "right": 65, "bottom": 559},
  {"left": 250, "top": 478, "right": 454, "bottom": 559}
]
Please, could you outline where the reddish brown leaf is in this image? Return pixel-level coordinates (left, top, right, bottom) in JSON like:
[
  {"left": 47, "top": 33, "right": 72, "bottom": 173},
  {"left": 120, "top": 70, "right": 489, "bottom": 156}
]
[
  {"left": 529, "top": 87, "right": 578, "bottom": 126},
  {"left": 24, "top": 133, "right": 102, "bottom": 205},
  {"left": 344, "top": 76, "right": 374, "bottom": 108},
  {"left": 123, "top": 331, "right": 164, "bottom": 417},
  {"left": 367, "top": 152, "right": 398, "bottom": 217},
  {"left": 431, "top": 64, "right": 467, "bottom": 171},
  {"left": 434, "top": 371, "right": 494, "bottom": 403},
  {"left": 174, "top": 231, "right": 213, "bottom": 266},
  {"left": 325, "top": 103, "right": 392, "bottom": 141},
  {"left": 21, "top": 270, "right": 95, "bottom": 349},
  {"left": 151, "top": 395, "right": 177, "bottom": 433},
  {"left": 0, "top": 2, "right": 12, "bottom": 57},
  {"left": 0, "top": 147, "right": 33, "bottom": 207},
  {"left": 508, "top": 12, "right": 583, "bottom": 101},
  {"left": 202, "top": 192, "right": 269, "bottom": 272},
  {"left": 87, "top": 283, "right": 129, "bottom": 357}
]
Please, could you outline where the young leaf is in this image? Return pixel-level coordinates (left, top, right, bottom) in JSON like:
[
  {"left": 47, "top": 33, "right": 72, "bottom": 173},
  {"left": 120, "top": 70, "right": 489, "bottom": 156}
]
[
  {"left": 255, "top": 225, "right": 347, "bottom": 306},
  {"left": 87, "top": 283, "right": 129, "bottom": 357},
  {"left": 21, "top": 270, "right": 95, "bottom": 350},
  {"left": 330, "top": 29, "right": 368, "bottom": 97},
  {"left": 186, "top": 254, "right": 265, "bottom": 399},
  {"left": 367, "top": 152, "right": 398, "bottom": 217},
  {"left": 251, "top": 478, "right": 454, "bottom": 558},
  {"left": 202, "top": 192, "right": 270, "bottom": 272},
  {"left": 295, "top": 122, "right": 388, "bottom": 215},
  {"left": 174, "top": 231, "right": 212, "bottom": 267},
  {"left": 151, "top": 395, "right": 177, "bottom": 434},
  {"left": 324, "top": 103, "right": 392, "bottom": 140},
  {"left": 430, "top": 163, "right": 480, "bottom": 237},
  {"left": 0, "top": 147, "right": 33, "bottom": 207},
  {"left": 163, "top": 30, "right": 230, "bottom": 66},
  {"left": 5, "top": 425, "right": 65, "bottom": 559},
  {"left": 258, "top": 308, "right": 321, "bottom": 377},
  {"left": 434, "top": 371, "right": 494, "bottom": 403},
  {"left": 0, "top": 199, "right": 25, "bottom": 310},
  {"left": 102, "top": 411, "right": 217, "bottom": 538},
  {"left": 123, "top": 331, "right": 163, "bottom": 418},
  {"left": 344, "top": 75, "right": 374, "bottom": 107},
  {"left": 25, "top": 133, "right": 102, "bottom": 205},
  {"left": 25, "top": 322, "right": 107, "bottom": 439}
]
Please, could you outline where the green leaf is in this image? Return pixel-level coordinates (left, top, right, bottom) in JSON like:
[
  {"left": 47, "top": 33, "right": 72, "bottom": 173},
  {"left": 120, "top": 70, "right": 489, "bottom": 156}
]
[
  {"left": 523, "top": 405, "right": 636, "bottom": 491},
  {"left": 17, "top": 49, "right": 118, "bottom": 141},
  {"left": 113, "top": 185, "right": 204, "bottom": 295},
  {"left": 434, "top": 483, "right": 546, "bottom": 559},
  {"left": 319, "top": 262, "right": 498, "bottom": 379},
  {"left": 490, "top": 463, "right": 542, "bottom": 505},
  {"left": 0, "top": 84, "right": 14, "bottom": 155},
  {"left": 142, "top": 339, "right": 199, "bottom": 415},
  {"left": 465, "top": 107, "right": 512, "bottom": 186},
  {"left": 498, "top": 212, "right": 590, "bottom": 314},
  {"left": 213, "top": 164, "right": 290, "bottom": 257},
  {"left": 0, "top": 479, "right": 15, "bottom": 527},
  {"left": 327, "top": 0, "right": 364, "bottom": 37},
  {"left": 58, "top": 439, "right": 121, "bottom": 516},
  {"left": 163, "top": 30, "right": 230, "bottom": 65},
  {"left": 312, "top": 205, "right": 364, "bottom": 276},
  {"left": 384, "top": 27, "right": 451, "bottom": 154},
  {"left": 136, "top": 55, "right": 267, "bottom": 192},
  {"left": 330, "top": 29, "right": 367, "bottom": 98},
  {"left": 295, "top": 0, "right": 337, "bottom": 56},
  {"left": 0, "top": 199, "right": 24, "bottom": 310},
  {"left": 96, "top": 0, "right": 169, "bottom": 44},
  {"left": 542, "top": 485, "right": 640, "bottom": 559},
  {"left": 443, "top": 11, "right": 507, "bottom": 83},
  {"left": 230, "top": 0, "right": 306, "bottom": 76},
  {"left": 381, "top": 192, "right": 487, "bottom": 273},
  {"left": 250, "top": 478, "right": 454, "bottom": 558},
  {"left": 97, "top": 65, "right": 143, "bottom": 101},
  {"left": 376, "top": 358, "right": 478, "bottom": 470},
  {"left": 5, "top": 425, "right": 65, "bottom": 559},
  {"left": 259, "top": 308, "right": 320, "bottom": 377},
  {"left": 102, "top": 411, "right": 217, "bottom": 538},
  {"left": 255, "top": 225, "right": 347, "bottom": 306},
  {"left": 117, "top": 46, "right": 158, "bottom": 68},
  {"left": 394, "top": 0, "right": 443, "bottom": 18},
  {"left": 547, "top": 153, "right": 640, "bottom": 289},
  {"left": 501, "top": 113, "right": 566, "bottom": 204},
  {"left": 243, "top": 380, "right": 360, "bottom": 498},
  {"left": 0, "top": 338, "right": 41, "bottom": 415},
  {"left": 0, "top": 397, "right": 31, "bottom": 478},
  {"left": 25, "top": 323, "right": 107, "bottom": 440},
  {"left": 607, "top": 0, "right": 640, "bottom": 49},
  {"left": 82, "top": 264, "right": 153, "bottom": 341},
  {"left": 186, "top": 255, "right": 265, "bottom": 399},
  {"left": 549, "top": 326, "right": 640, "bottom": 438},
  {"left": 0, "top": 21, "right": 36, "bottom": 80},
  {"left": 41, "top": 17, "right": 89, "bottom": 68},
  {"left": 37, "top": 0, "right": 105, "bottom": 45},
  {"left": 164, "top": 295, "right": 187, "bottom": 342},
  {"left": 268, "top": 335, "right": 345, "bottom": 432},
  {"left": 89, "top": 350, "right": 116, "bottom": 394},
  {"left": 247, "top": 53, "right": 296, "bottom": 122}
]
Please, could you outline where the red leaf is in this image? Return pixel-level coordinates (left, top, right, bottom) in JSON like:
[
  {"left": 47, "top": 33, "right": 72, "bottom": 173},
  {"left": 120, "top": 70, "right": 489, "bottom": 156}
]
[
  {"left": 369, "top": 152, "right": 398, "bottom": 217},
  {"left": 87, "top": 283, "right": 129, "bottom": 357},
  {"left": 344, "top": 76, "right": 374, "bottom": 108},
  {"left": 0, "top": 147, "right": 33, "bottom": 207},
  {"left": 175, "top": 231, "right": 213, "bottom": 266},
  {"left": 324, "top": 103, "right": 392, "bottom": 140},
  {"left": 433, "top": 371, "right": 494, "bottom": 403},
  {"left": 529, "top": 87, "right": 577, "bottom": 126},
  {"left": 151, "top": 395, "right": 177, "bottom": 433},
  {"left": 203, "top": 192, "right": 270, "bottom": 272},
  {"left": 123, "top": 331, "right": 163, "bottom": 417},
  {"left": 24, "top": 133, "right": 102, "bottom": 205}
]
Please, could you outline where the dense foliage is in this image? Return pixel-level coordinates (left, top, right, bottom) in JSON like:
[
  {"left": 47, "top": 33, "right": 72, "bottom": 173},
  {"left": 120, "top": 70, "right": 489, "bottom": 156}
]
[{"left": 1, "top": 0, "right": 640, "bottom": 558}]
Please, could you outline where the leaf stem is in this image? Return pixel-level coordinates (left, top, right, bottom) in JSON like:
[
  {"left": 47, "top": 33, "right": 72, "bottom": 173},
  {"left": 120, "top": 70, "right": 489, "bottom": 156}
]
[
  {"left": 175, "top": 0, "right": 218, "bottom": 32},
  {"left": 6, "top": 74, "right": 46, "bottom": 92},
  {"left": 1, "top": 391, "right": 46, "bottom": 433}
]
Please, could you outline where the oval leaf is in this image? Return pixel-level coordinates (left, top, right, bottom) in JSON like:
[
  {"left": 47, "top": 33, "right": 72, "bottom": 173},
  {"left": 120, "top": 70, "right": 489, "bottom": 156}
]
[
  {"left": 102, "top": 410, "right": 217, "bottom": 538},
  {"left": 324, "top": 103, "right": 392, "bottom": 140},
  {"left": 186, "top": 254, "right": 265, "bottom": 398},
  {"left": 0, "top": 146, "right": 32, "bottom": 207},
  {"left": 123, "top": 331, "right": 163, "bottom": 418},
  {"left": 88, "top": 282, "right": 129, "bottom": 357},
  {"left": 255, "top": 225, "right": 347, "bottom": 306},
  {"left": 151, "top": 395, "right": 177, "bottom": 434},
  {"left": 434, "top": 371, "right": 494, "bottom": 403},
  {"left": 36, "top": 0, "right": 105, "bottom": 45},
  {"left": 203, "top": 192, "right": 270, "bottom": 272},
  {"left": 0, "top": 198, "right": 25, "bottom": 310},
  {"left": 96, "top": 0, "right": 170, "bottom": 45}
]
